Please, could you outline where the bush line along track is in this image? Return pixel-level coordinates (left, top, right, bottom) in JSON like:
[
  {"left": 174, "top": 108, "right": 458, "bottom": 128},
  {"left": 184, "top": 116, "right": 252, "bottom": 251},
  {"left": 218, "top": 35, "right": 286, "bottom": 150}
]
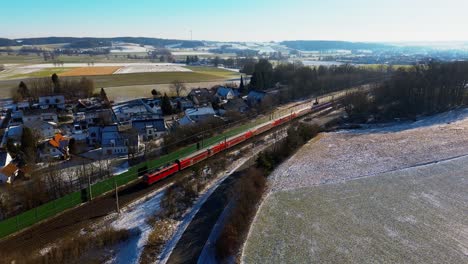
[{"left": 0, "top": 90, "right": 344, "bottom": 240}]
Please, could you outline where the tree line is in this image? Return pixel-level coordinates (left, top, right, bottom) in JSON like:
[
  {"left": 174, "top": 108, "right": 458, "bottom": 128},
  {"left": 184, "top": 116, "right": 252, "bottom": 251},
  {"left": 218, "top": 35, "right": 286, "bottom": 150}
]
[
  {"left": 245, "top": 59, "right": 388, "bottom": 100},
  {"left": 12, "top": 73, "right": 95, "bottom": 102},
  {"left": 344, "top": 61, "right": 468, "bottom": 121}
]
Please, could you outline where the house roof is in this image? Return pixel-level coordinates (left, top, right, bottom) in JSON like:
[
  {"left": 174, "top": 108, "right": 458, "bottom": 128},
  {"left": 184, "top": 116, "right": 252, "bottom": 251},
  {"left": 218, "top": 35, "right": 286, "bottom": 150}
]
[
  {"left": 6, "top": 125, "right": 23, "bottom": 139},
  {"left": 185, "top": 106, "right": 216, "bottom": 117},
  {"left": 49, "top": 133, "right": 69, "bottom": 149},
  {"left": 0, "top": 163, "right": 18, "bottom": 177},
  {"left": 24, "top": 120, "right": 57, "bottom": 130},
  {"left": 216, "top": 87, "right": 234, "bottom": 97},
  {"left": 132, "top": 119, "right": 166, "bottom": 132},
  {"left": 0, "top": 151, "right": 12, "bottom": 167},
  {"left": 224, "top": 98, "right": 248, "bottom": 112}
]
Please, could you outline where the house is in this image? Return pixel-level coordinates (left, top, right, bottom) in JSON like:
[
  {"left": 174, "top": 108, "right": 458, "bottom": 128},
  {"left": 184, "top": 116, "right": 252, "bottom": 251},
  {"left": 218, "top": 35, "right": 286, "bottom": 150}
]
[
  {"left": 247, "top": 90, "right": 267, "bottom": 105},
  {"left": 0, "top": 125, "right": 23, "bottom": 148},
  {"left": 173, "top": 98, "right": 194, "bottom": 111},
  {"left": 87, "top": 126, "right": 102, "bottom": 146},
  {"left": 3, "top": 100, "right": 30, "bottom": 111},
  {"left": 9, "top": 111, "right": 23, "bottom": 125},
  {"left": 188, "top": 88, "right": 214, "bottom": 106},
  {"left": 215, "top": 87, "right": 236, "bottom": 100},
  {"left": 101, "top": 125, "right": 139, "bottom": 156},
  {"left": 39, "top": 133, "right": 70, "bottom": 161},
  {"left": 132, "top": 119, "right": 167, "bottom": 141},
  {"left": 39, "top": 95, "right": 65, "bottom": 110},
  {"left": 179, "top": 106, "right": 217, "bottom": 126},
  {"left": 22, "top": 109, "right": 58, "bottom": 124},
  {"left": 112, "top": 99, "right": 161, "bottom": 123},
  {"left": 76, "top": 97, "right": 105, "bottom": 111},
  {"left": 23, "top": 120, "right": 58, "bottom": 140},
  {"left": 75, "top": 109, "right": 115, "bottom": 127},
  {"left": 223, "top": 98, "right": 249, "bottom": 113}
]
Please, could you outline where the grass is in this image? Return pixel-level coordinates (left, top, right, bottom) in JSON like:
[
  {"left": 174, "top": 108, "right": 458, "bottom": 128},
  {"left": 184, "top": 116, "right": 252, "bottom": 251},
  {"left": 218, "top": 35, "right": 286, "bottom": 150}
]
[
  {"left": 243, "top": 157, "right": 468, "bottom": 263},
  {"left": 0, "top": 66, "right": 240, "bottom": 98},
  {"left": 62, "top": 68, "right": 238, "bottom": 89}
]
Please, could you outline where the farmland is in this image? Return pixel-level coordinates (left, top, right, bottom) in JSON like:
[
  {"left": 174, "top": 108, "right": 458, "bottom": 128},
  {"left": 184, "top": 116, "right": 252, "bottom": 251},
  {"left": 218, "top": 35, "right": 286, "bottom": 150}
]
[
  {"left": 0, "top": 64, "right": 240, "bottom": 98},
  {"left": 243, "top": 157, "right": 468, "bottom": 263},
  {"left": 105, "top": 81, "right": 240, "bottom": 102},
  {"left": 59, "top": 66, "right": 121, "bottom": 76},
  {"left": 242, "top": 109, "right": 468, "bottom": 263}
]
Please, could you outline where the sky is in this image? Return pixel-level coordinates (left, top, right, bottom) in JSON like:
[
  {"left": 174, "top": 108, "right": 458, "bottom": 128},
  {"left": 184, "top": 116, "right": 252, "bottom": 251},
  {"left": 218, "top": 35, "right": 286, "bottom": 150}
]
[{"left": 2, "top": 0, "right": 468, "bottom": 42}]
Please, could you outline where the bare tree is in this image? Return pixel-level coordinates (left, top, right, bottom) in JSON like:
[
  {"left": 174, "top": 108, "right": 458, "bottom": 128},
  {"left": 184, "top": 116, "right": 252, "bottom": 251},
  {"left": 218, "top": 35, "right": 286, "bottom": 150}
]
[{"left": 171, "top": 80, "right": 187, "bottom": 97}]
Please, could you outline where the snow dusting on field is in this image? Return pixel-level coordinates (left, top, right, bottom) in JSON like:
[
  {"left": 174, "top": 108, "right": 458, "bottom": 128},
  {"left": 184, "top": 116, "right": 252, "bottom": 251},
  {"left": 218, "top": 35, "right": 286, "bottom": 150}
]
[
  {"left": 114, "top": 64, "right": 192, "bottom": 74},
  {"left": 270, "top": 108, "right": 468, "bottom": 192},
  {"left": 242, "top": 108, "right": 468, "bottom": 264}
]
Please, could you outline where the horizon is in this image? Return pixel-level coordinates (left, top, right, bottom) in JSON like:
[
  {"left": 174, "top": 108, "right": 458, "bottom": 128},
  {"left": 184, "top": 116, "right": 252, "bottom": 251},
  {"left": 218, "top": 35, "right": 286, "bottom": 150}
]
[{"left": 2, "top": 0, "right": 468, "bottom": 42}]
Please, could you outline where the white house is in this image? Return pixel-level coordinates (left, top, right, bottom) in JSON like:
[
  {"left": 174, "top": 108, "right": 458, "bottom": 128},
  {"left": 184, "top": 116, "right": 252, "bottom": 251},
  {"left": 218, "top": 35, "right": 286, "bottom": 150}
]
[
  {"left": 39, "top": 95, "right": 65, "bottom": 110},
  {"left": 179, "top": 106, "right": 217, "bottom": 126}
]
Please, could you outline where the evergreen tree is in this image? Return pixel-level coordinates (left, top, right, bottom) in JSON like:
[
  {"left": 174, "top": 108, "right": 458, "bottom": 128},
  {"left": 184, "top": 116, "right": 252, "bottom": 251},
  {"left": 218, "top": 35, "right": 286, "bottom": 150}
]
[
  {"left": 21, "top": 127, "right": 37, "bottom": 163},
  {"left": 17, "top": 81, "right": 30, "bottom": 99},
  {"left": 51, "top": 73, "right": 60, "bottom": 93},
  {"left": 239, "top": 75, "right": 246, "bottom": 94},
  {"left": 161, "top": 93, "right": 173, "bottom": 115},
  {"left": 100, "top": 88, "right": 108, "bottom": 101}
]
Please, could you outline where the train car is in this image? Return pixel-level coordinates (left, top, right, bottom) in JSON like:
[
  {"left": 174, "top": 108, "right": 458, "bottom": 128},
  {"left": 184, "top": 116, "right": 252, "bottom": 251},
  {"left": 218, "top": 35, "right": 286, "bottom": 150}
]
[
  {"left": 178, "top": 150, "right": 210, "bottom": 170},
  {"left": 296, "top": 107, "right": 311, "bottom": 117},
  {"left": 226, "top": 134, "right": 246, "bottom": 148},
  {"left": 253, "top": 122, "right": 274, "bottom": 136},
  {"left": 210, "top": 142, "right": 227, "bottom": 156},
  {"left": 144, "top": 163, "right": 179, "bottom": 185},
  {"left": 312, "top": 102, "right": 333, "bottom": 112}
]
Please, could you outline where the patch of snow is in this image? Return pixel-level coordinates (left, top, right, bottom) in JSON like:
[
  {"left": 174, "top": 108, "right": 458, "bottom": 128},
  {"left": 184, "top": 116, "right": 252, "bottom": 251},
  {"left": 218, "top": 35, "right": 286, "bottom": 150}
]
[{"left": 110, "top": 187, "right": 169, "bottom": 264}]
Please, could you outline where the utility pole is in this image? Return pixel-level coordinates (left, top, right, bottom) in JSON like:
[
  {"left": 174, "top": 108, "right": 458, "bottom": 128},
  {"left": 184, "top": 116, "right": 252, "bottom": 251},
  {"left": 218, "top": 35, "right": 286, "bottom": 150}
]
[
  {"left": 88, "top": 173, "right": 93, "bottom": 201},
  {"left": 114, "top": 178, "right": 120, "bottom": 214}
]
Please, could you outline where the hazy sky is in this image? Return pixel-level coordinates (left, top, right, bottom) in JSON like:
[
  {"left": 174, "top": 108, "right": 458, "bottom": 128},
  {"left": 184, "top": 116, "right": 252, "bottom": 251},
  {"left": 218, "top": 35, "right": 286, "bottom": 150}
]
[{"left": 2, "top": 0, "right": 468, "bottom": 42}]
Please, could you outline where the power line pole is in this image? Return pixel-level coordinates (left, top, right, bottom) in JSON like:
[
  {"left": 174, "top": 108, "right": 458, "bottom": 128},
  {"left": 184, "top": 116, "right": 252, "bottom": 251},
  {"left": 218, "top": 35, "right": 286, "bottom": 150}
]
[
  {"left": 88, "top": 173, "right": 93, "bottom": 201},
  {"left": 114, "top": 178, "right": 120, "bottom": 214}
]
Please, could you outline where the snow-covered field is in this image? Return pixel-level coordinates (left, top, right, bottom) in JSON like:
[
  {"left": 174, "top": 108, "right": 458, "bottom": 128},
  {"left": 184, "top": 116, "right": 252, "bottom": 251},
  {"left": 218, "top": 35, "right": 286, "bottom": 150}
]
[
  {"left": 114, "top": 64, "right": 192, "bottom": 74},
  {"left": 242, "top": 109, "right": 468, "bottom": 263},
  {"left": 18, "top": 62, "right": 186, "bottom": 69},
  {"left": 110, "top": 43, "right": 155, "bottom": 53},
  {"left": 243, "top": 156, "right": 468, "bottom": 263},
  {"left": 270, "top": 108, "right": 468, "bottom": 192}
]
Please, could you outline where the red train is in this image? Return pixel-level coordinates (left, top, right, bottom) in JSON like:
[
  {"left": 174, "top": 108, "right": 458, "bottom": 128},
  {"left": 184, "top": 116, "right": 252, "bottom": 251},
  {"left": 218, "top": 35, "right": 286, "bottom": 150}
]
[{"left": 143, "top": 100, "right": 334, "bottom": 185}]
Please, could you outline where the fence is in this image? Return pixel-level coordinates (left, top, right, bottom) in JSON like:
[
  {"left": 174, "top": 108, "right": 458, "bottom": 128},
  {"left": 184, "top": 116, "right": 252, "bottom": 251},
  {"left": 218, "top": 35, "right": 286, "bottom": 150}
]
[{"left": 0, "top": 106, "right": 289, "bottom": 239}]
